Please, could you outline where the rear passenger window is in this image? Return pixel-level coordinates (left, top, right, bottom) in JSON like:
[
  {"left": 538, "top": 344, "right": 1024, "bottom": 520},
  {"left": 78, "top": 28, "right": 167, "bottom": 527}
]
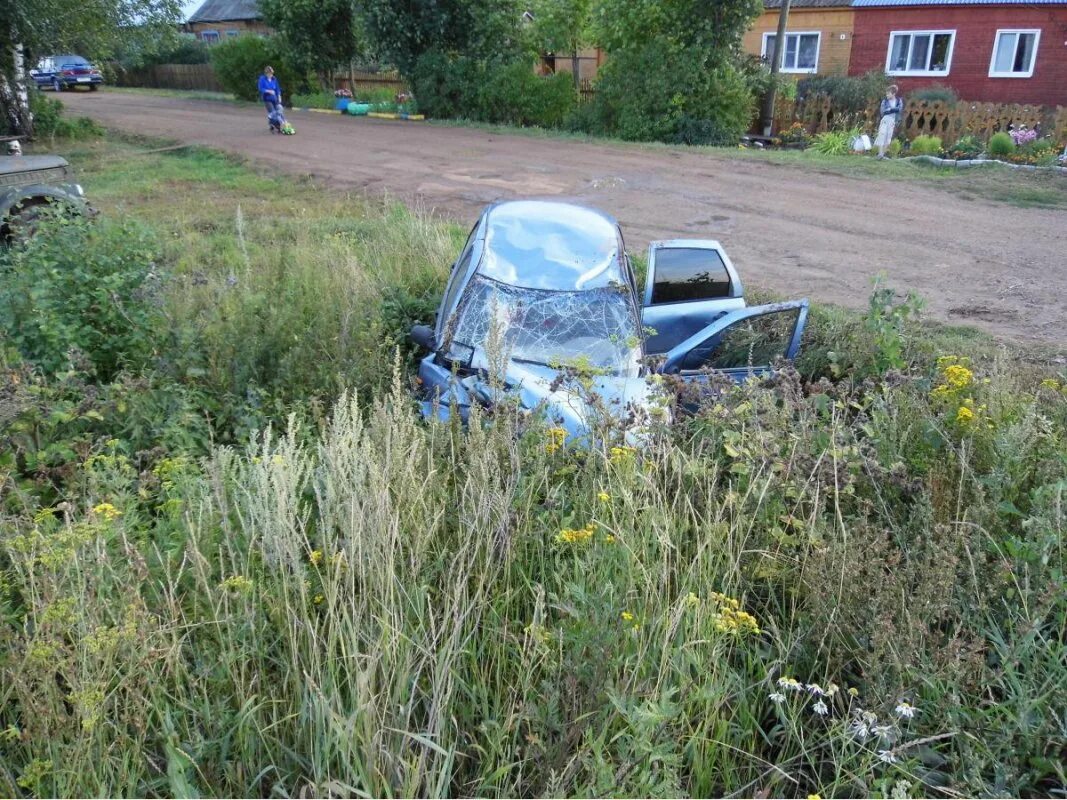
[{"left": 651, "top": 248, "right": 731, "bottom": 304}]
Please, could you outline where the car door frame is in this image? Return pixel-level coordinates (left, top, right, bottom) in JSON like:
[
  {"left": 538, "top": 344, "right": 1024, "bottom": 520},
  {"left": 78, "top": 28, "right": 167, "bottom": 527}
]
[
  {"left": 640, "top": 239, "right": 747, "bottom": 356},
  {"left": 433, "top": 215, "right": 486, "bottom": 347},
  {"left": 658, "top": 300, "right": 809, "bottom": 381}
]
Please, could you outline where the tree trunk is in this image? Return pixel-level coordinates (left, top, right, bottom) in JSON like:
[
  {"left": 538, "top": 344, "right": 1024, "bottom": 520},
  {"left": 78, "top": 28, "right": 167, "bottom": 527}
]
[
  {"left": 571, "top": 50, "right": 580, "bottom": 95},
  {"left": 759, "top": 0, "right": 792, "bottom": 137},
  {"left": 1, "top": 42, "right": 33, "bottom": 138}
]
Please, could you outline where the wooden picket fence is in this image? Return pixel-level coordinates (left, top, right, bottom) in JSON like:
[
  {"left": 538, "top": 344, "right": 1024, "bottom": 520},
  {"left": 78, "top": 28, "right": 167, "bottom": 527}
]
[
  {"left": 111, "top": 63, "right": 223, "bottom": 92},
  {"left": 786, "top": 95, "right": 1067, "bottom": 145},
  {"left": 332, "top": 69, "right": 406, "bottom": 95}
]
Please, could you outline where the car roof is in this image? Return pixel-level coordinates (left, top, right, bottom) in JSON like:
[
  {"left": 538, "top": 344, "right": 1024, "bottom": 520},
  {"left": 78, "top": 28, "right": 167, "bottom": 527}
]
[
  {"left": 48, "top": 55, "right": 89, "bottom": 62},
  {"left": 478, "top": 200, "right": 624, "bottom": 291}
]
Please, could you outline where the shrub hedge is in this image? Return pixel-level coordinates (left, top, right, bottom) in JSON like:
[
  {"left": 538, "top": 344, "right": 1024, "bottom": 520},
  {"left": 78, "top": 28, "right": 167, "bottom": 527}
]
[
  {"left": 412, "top": 53, "right": 575, "bottom": 129},
  {"left": 210, "top": 36, "right": 306, "bottom": 102}
]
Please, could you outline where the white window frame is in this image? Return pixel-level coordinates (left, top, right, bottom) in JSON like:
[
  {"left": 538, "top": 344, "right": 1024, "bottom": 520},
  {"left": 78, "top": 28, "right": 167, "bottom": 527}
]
[
  {"left": 885, "top": 30, "right": 956, "bottom": 76},
  {"left": 762, "top": 31, "right": 822, "bottom": 74},
  {"left": 988, "top": 29, "right": 1040, "bottom": 78},
  {"left": 225, "top": 29, "right": 240, "bottom": 38},
  {"left": 200, "top": 30, "right": 220, "bottom": 43}
]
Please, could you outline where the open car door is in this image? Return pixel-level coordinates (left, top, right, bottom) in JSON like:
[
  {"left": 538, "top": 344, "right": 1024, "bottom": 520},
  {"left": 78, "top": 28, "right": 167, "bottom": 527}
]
[
  {"left": 641, "top": 240, "right": 746, "bottom": 356},
  {"left": 658, "top": 300, "right": 808, "bottom": 381}
]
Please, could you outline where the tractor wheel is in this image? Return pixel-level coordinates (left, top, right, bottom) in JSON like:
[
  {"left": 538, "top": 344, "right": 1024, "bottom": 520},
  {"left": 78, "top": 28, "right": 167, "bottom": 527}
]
[{"left": 2, "top": 201, "right": 49, "bottom": 243}]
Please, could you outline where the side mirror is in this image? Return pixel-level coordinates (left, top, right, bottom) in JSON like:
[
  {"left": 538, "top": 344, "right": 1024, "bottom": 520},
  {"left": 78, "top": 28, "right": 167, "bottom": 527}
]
[{"left": 410, "top": 324, "right": 436, "bottom": 351}]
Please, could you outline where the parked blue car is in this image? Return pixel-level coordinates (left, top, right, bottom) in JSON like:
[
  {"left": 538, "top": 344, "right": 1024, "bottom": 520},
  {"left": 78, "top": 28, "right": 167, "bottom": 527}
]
[
  {"left": 30, "top": 55, "right": 103, "bottom": 92},
  {"left": 410, "top": 200, "right": 808, "bottom": 442}
]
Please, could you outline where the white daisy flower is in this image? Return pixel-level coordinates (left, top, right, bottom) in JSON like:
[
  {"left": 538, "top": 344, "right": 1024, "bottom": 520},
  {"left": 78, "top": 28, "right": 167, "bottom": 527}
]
[
  {"left": 813, "top": 700, "right": 829, "bottom": 716},
  {"left": 877, "top": 750, "right": 898, "bottom": 764},
  {"left": 873, "top": 724, "right": 895, "bottom": 742},
  {"left": 848, "top": 719, "right": 871, "bottom": 741},
  {"left": 894, "top": 701, "right": 918, "bottom": 719},
  {"left": 777, "top": 677, "right": 804, "bottom": 692},
  {"left": 769, "top": 691, "right": 787, "bottom": 703},
  {"left": 806, "top": 683, "right": 826, "bottom": 696}
]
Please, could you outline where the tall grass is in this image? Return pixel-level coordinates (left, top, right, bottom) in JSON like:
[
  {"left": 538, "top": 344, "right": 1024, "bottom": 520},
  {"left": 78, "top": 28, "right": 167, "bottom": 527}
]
[{"left": 0, "top": 139, "right": 1064, "bottom": 797}]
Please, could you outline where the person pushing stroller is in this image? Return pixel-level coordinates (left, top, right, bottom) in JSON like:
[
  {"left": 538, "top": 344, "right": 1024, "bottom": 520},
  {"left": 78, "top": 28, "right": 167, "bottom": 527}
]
[{"left": 258, "top": 66, "right": 292, "bottom": 134}]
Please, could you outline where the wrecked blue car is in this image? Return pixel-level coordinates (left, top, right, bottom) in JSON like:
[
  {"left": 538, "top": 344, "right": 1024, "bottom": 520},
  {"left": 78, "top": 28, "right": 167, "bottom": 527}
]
[{"left": 410, "top": 200, "right": 808, "bottom": 440}]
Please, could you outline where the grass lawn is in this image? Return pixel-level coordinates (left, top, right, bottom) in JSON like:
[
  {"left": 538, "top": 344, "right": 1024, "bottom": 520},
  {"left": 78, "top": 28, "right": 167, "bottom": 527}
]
[{"left": 1, "top": 134, "right": 1064, "bottom": 798}]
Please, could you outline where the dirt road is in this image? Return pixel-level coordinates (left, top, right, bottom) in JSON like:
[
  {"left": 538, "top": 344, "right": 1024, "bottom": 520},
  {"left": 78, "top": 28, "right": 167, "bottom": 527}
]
[{"left": 64, "top": 90, "right": 1065, "bottom": 343}]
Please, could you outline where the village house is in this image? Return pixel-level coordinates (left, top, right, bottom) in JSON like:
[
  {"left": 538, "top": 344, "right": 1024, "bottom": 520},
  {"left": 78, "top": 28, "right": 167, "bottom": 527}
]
[
  {"left": 185, "top": 0, "right": 271, "bottom": 43},
  {"left": 743, "top": 0, "right": 856, "bottom": 76},
  {"left": 848, "top": 0, "right": 1067, "bottom": 106}
]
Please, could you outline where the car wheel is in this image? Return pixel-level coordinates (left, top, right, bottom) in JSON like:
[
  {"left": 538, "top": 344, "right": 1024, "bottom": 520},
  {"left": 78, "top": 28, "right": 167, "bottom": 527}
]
[
  {"left": 2, "top": 202, "right": 48, "bottom": 243},
  {"left": 52, "top": 78, "right": 62, "bottom": 92}
]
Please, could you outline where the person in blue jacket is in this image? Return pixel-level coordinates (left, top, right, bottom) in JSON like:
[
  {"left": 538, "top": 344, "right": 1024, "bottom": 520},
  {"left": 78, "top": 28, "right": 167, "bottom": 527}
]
[{"left": 258, "top": 65, "right": 282, "bottom": 118}]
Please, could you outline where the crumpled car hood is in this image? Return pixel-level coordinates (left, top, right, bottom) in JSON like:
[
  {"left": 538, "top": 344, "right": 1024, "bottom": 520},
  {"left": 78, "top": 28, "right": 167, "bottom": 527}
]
[{"left": 418, "top": 355, "right": 661, "bottom": 444}]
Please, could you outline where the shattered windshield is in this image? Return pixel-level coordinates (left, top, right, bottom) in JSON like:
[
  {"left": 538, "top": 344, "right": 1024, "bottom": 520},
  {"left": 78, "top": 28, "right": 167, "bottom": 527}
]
[{"left": 446, "top": 276, "right": 642, "bottom": 377}]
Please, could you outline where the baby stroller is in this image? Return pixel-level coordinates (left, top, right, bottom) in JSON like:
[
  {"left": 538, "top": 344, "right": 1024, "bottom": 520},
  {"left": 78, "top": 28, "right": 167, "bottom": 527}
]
[{"left": 267, "top": 105, "right": 295, "bottom": 135}]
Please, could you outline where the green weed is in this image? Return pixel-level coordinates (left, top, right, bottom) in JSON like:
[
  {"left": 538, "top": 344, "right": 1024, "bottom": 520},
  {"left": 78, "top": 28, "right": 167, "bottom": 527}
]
[{"left": 0, "top": 137, "right": 1064, "bottom": 798}]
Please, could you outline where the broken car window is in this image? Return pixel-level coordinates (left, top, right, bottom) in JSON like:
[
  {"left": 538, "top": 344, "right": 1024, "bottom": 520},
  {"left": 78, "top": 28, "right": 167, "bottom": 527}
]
[
  {"left": 678, "top": 307, "right": 801, "bottom": 372},
  {"left": 446, "top": 276, "right": 642, "bottom": 377}
]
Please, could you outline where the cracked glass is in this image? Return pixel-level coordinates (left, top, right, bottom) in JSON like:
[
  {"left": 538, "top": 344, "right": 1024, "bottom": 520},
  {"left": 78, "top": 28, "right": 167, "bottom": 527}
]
[{"left": 446, "top": 276, "right": 642, "bottom": 377}]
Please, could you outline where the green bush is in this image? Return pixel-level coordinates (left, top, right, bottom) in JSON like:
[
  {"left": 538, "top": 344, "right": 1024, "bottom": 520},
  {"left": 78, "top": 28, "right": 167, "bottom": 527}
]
[
  {"left": 479, "top": 61, "right": 575, "bottom": 128},
  {"left": 946, "top": 133, "right": 982, "bottom": 159},
  {"left": 587, "top": 45, "right": 754, "bottom": 145},
  {"left": 810, "top": 129, "right": 854, "bottom": 155},
  {"left": 888, "top": 138, "right": 903, "bottom": 157},
  {"left": 412, "top": 54, "right": 574, "bottom": 128},
  {"left": 909, "top": 83, "right": 958, "bottom": 105},
  {"left": 988, "top": 131, "right": 1015, "bottom": 156},
  {"left": 28, "top": 90, "right": 103, "bottom": 140},
  {"left": 410, "top": 51, "right": 482, "bottom": 120},
  {"left": 0, "top": 216, "right": 163, "bottom": 379},
  {"left": 289, "top": 90, "right": 337, "bottom": 109},
  {"left": 210, "top": 36, "right": 305, "bottom": 102},
  {"left": 796, "top": 70, "right": 886, "bottom": 115},
  {"left": 909, "top": 134, "right": 942, "bottom": 156}
]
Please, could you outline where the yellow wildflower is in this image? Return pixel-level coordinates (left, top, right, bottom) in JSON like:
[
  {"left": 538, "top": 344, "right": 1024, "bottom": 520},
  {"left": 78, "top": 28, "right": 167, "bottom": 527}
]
[
  {"left": 597, "top": 491, "right": 611, "bottom": 502},
  {"left": 545, "top": 427, "right": 567, "bottom": 454},
  {"left": 685, "top": 592, "right": 701, "bottom": 608},
  {"left": 313, "top": 594, "right": 325, "bottom": 605},
  {"left": 603, "top": 534, "right": 616, "bottom": 544},
  {"left": 621, "top": 611, "right": 634, "bottom": 622},
  {"left": 309, "top": 549, "right": 324, "bottom": 566},
  {"left": 848, "top": 686, "right": 860, "bottom": 697},
  {"left": 524, "top": 622, "right": 553, "bottom": 646},
  {"left": 943, "top": 364, "right": 973, "bottom": 389},
  {"left": 709, "top": 592, "right": 760, "bottom": 636},
  {"left": 555, "top": 522, "right": 597, "bottom": 545},
  {"left": 609, "top": 445, "right": 636, "bottom": 464},
  {"left": 219, "top": 575, "right": 253, "bottom": 592},
  {"left": 271, "top": 454, "right": 286, "bottom": 466},
  {"left": 91, "top": 502, "right": 121, "bottom": 521},
  {"left": 956, "top": 405, "right": 975, "bottom": 424},
  {"left": 1039, "top": 378, "right": 1062, "bottom": 392},
  {"left": 808, "top": 794, "right": 822, "bottom": 800}
]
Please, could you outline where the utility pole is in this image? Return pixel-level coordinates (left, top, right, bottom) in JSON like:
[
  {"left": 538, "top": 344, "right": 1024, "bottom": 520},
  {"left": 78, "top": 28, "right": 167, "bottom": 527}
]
[{"left": 759, "top": 0, "right": 792, "bottom": 137}]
